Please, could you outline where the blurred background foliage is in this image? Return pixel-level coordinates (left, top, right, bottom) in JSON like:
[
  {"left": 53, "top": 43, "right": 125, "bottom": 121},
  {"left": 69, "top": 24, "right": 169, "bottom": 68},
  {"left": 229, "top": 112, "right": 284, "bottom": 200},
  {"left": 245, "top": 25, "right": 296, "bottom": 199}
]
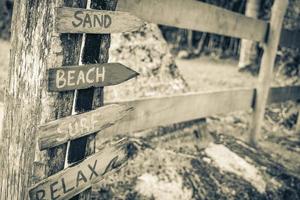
[{"left": 0, "top": 0, "right": 299, "bottom": 77}]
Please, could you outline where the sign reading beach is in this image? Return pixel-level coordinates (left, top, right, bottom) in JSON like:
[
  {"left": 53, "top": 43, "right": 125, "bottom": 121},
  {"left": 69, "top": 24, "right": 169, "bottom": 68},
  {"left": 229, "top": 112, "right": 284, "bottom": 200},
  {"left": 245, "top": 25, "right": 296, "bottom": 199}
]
[{"left": 48, "top": 63, "right": 139, "bottom": 92}]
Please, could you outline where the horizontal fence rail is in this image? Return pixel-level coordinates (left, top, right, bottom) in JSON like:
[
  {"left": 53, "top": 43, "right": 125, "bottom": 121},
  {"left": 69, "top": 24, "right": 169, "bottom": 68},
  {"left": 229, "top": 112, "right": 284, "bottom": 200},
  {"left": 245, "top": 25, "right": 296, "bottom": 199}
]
[
  {"left": 38, "top": 86, "right": 300, "bottom": 150},
  {"left": 117, "top": 0, "right": 268, "bottom": 42},
  {"left": 103, "top": 86, "right": 300, "bottom": 137},
  {"left": 280, "top": 29, "right": 300, "bottom": 49},
  {"left": 117, "top": 0, "right": 300, "bottom": 49}
]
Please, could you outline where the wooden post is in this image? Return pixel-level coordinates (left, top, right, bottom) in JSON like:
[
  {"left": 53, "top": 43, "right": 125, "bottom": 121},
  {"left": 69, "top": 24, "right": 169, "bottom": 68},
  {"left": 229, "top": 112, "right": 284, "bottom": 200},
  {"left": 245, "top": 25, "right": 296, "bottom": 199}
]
[
  {"left": 0, "top": 0, "right": 116, "bottom": 199},
  {"left": 296, "top": 102, "right": 300, "bottom": 135},
  {"left": 55, "top": 0, "right": 117, "bottom": 199},
  {"left": 249, "top": 0, "right": 288, "bottom": 146},
  {"left": 238, "top": 0, "right": 261, "bottom": 70}
]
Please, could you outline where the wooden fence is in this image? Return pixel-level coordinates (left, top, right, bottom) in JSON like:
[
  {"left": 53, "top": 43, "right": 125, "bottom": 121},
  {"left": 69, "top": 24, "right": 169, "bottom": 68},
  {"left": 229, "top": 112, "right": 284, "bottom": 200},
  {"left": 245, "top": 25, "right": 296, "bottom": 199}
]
[{"left": 3, "top": 0, "right": 300, "bottom": 199}]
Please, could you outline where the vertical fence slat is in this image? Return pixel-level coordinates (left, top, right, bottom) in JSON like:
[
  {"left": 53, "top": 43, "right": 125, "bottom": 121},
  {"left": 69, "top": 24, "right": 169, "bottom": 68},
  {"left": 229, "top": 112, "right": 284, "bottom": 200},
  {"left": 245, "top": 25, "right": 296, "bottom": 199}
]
[
  {"left": 249, "top": 0, "right": 289, "bottom": 146},
  {"left": 296, "top": 103, "right": 300, "bottom": 135},
  {"left": 47, "top": 0, "right": 87, "bottom": 178}
]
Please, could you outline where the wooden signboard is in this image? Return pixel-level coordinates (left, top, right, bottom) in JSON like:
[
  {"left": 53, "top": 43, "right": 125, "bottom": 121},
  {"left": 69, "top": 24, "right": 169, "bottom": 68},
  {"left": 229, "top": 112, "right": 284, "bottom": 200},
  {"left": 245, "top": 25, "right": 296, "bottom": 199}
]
[
  {"left": 38, "top": 104, "right": 133, "bottom": 150},
  {"left": 55, "top": 7, "right": 144, "bottom": 34},
  {"left": 29, "top": 139, "right": 130, "bottom": 200},
  {"left": 48, "top": 63, "right": 139, "bottom": 92}
]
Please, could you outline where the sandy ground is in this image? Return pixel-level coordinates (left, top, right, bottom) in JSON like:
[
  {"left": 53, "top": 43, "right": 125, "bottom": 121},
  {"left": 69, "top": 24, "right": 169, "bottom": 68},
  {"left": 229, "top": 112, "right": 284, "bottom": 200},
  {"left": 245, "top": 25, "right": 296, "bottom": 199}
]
[{"left": 175, "top": 57, "right": 258, "bottom": 91}]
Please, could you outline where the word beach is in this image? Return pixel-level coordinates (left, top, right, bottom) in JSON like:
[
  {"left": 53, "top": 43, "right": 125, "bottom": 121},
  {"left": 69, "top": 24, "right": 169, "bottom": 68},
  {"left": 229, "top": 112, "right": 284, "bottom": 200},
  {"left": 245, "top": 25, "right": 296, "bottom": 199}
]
[{"left": 48, "top": 63, "right": 139, "bottom": 92}]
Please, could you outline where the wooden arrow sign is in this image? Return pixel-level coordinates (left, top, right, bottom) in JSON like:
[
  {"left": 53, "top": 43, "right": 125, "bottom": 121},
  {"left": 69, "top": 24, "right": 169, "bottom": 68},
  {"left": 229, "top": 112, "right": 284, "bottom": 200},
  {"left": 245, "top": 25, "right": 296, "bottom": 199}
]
[
  {"left": 55, "top": 7, "right": 144, "bottom": 34},
  {"left": 29, "top": 139, "right": 130, "bottom": 200},
  {"left": 48, "top": 63, "right": 139, "bottom": 92},
  {"left": 38, "top": 104, "right": 133, "bottom": 150}
]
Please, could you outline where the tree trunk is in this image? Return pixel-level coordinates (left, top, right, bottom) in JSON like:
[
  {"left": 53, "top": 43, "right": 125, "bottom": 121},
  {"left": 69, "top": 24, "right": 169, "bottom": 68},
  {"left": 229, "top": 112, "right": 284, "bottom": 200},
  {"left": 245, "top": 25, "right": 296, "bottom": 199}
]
[
  {"left": 0, "top": 0, "right": 115, "bottom": 199},
  {"left": 238, "top": 0, "right": 261, "bottom": 69}
]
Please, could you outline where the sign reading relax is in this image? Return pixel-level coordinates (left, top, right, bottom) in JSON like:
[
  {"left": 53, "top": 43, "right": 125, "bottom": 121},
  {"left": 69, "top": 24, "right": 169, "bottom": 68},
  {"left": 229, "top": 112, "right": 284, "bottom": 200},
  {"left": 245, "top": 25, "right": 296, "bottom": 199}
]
[
  {"left": 29, "top": 141, "right": 129, "bottom": 200},
  {"left": 55, "top": 7, "right": 144, "bottom": 34},
  {"left": 48, "top": 63, "right": 138, "bottom": 92}
]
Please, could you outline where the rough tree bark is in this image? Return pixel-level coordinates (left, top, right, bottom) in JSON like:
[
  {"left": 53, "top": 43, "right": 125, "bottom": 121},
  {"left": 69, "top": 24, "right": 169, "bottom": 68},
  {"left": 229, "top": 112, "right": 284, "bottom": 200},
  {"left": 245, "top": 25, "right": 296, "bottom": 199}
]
[
  {"left": 0, "top": 0, "right": 115, "bottom": 199},
  {"left": 238, "top": 0, "right": 261, "bottom": 70}
]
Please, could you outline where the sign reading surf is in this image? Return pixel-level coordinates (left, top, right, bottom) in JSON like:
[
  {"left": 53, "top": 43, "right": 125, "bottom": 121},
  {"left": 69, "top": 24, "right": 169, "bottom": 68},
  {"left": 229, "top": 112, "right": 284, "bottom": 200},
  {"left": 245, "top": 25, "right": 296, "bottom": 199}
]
[
  {"left": 55, "top": 7, "right": 144, "bottom": 34},
  {"left": 48, "top": 63, "right": 138, "bottom": 92}
]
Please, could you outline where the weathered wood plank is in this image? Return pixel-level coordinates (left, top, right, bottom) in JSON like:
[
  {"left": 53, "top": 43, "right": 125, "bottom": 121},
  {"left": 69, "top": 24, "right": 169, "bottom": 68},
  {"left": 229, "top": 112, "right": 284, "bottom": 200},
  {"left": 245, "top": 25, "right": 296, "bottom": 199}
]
[
  {"left": 250, "top": 0, "right": 288, "bottom": 146},
  {"left": 296, "top": 104, "right": 300, "bottom": 135},
  {"left": 39, "top": 104, "right": 132, "bottom": 150},
  {"left": 267, "top": 86, "right": 300, "bottom": 104},
  {"left": 48, "top": 63, "right": 138, "bottom": 92},
  {"left": 29, "top": 139, "right": 130, "bottom": 200},
  {"left": 117, "top": 0, "right": 268, "bottom": 42},
  {"left": 104, "top": 86, "right": 300, "bottom": 136},
  {"left": 105, "top": 88, "right": 255, "bottom": 136},
  {"left": 39, "top": 86, "right": 300, "bottom": 150},
  {"left": 55, "top": 7, "right": 143, "bottom": 34},
  {"left": 280, "top": 29, "right": 300, "bottom": 49}
]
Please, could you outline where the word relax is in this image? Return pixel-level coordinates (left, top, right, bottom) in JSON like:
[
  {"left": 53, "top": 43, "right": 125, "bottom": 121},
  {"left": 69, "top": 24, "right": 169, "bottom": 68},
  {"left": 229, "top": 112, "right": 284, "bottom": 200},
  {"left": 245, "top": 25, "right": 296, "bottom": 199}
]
[
  {"left": 72, "top": 11, "right": 112, "bottom": 28},
  {"left": 56, "top": 67, "right": 105, "bottom": 89},
  {"left": 31, "top": 155, "right": 120, "bottom": 200}
]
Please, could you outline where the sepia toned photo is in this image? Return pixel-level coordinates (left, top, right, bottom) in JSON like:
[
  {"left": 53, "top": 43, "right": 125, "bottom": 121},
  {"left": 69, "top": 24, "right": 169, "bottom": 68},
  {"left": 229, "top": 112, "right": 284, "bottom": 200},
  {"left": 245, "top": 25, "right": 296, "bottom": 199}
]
[{"left": 0, "top": 0, "right": 299, "bottom": 199}]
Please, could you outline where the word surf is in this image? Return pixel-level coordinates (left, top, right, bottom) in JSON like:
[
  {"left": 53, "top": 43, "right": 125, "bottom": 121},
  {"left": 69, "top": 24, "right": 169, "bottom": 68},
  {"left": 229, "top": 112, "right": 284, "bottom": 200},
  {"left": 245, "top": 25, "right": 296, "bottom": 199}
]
[{"left": 38, "top": 104, "right": 132, "bottom": 150}]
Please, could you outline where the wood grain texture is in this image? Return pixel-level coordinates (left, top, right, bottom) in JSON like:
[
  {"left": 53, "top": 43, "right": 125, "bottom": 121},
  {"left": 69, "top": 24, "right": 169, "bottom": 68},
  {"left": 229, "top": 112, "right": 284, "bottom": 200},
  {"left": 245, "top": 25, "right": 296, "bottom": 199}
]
[
  {"left": 29, "top": 139, "right": 131, "bottom": 200},
  {"left": 0, "top": 0, "right": 87, "bottom": 199},
  {"left": 39, "top": 104, "right": 132, "bottom": 150},
  {"left": 250, "top": 0, "right": 288, "bottom": 146},
  {"left": 280, "top": 29, "right": 300, "bottom": 49},
  {"left": 103, "top": 86, "right": 300, "bottom": 137},
  {"left": 104, "top": 89, "right": 255, "bottom": 136},
  {"left": 267, "top": 86, "right": 300, "bottom": 104},
  {"left": 296, "top": 104, "right": 300, "bottom": 135},
  {"left": 55, "top": 7, "right": 143, "bottom": 34},
  {"left": 69, "top": 1, "right": 119, "bottom": 199},
  {"left": 48, "top": 63, "right": 139, "bottom": 92},
  {"left": 117, "top": 0, "right": 268, "bottom": 42},
  {"left": 39, "top": 86, "right": 300, "bottom": 150}
]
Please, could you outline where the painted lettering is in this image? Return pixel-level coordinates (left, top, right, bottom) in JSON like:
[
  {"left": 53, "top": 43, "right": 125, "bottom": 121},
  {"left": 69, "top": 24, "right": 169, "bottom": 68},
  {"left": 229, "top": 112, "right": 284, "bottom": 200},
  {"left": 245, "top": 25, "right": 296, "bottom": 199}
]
[
  {"left": 67, "top": 70, "right": 75, "bottom": 86},
  {"left": 88, "top": 160, "right": 99, "bottom": 180},
  {"left": 83, "top": 14, "right": 92, "bottom": 28},
  {"left": 104, "top": 14, "right": 112, "bottom": 28},
  {"left": 77, "top": 70, "right": 85, "bottom": 85},
  {"left": 62, "top": 178, "right": 74, "bottom": 194},
  {"left": 71, "top": 12, "right": 112, "bottom": 28},
  {"left": 91, "top": 113, "right": 99, "bottom": 130},
  {"left": 35, "top": 190, "right": 46, "bottom": 200},
  {"left": 72, "top": 10, "right": 84, "bottom": 27},
  {"left": 103, "top": 156, "right": 119, "bottom": 175},
  {"left": 50, "top": 181, "right": 60, "bottom": 200},
  {"left": 96, "top": 67, "right": 105, "bottom": 82},
  {"left": 56, "top": 70, "right": 66, "bottom": 89},
  {"left": 80, "top": 117, "right": 89, "bottom": 133},
  {"left": 86, "top": 67, "right": 95, "bottom": 84},
  {"left": 94, "top": 14, "right": 103, "bottom": 27},
  {"left": 76, "top": 170, "right": 87, "bottom": 187}
]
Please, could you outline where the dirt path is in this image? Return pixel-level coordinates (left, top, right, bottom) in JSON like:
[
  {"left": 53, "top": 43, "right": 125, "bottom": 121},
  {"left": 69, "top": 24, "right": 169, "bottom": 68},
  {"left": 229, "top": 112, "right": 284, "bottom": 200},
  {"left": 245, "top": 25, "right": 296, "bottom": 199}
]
[{"left": 175, "top": 56, "right": 258, "bottom": 92}]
